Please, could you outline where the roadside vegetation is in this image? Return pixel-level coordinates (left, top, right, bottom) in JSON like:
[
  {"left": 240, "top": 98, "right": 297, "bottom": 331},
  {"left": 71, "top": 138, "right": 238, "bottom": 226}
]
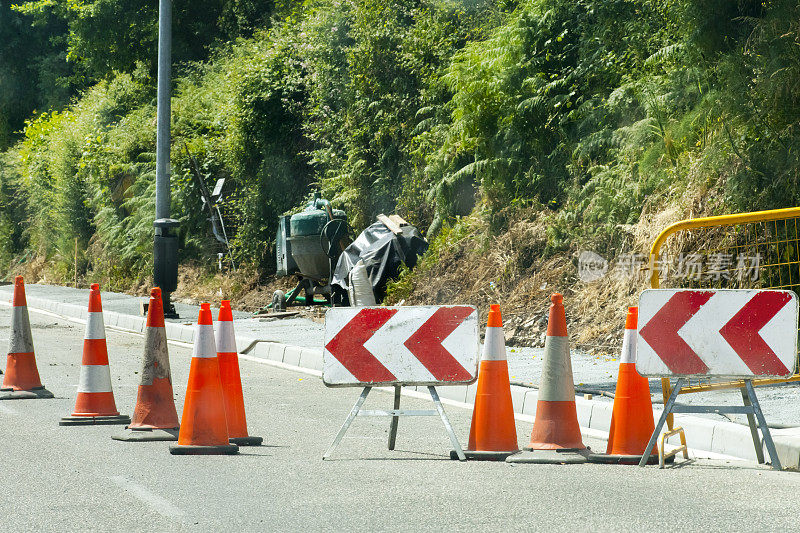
[{"left": 1, "top": 0, "right": 799, "bottom": 337}]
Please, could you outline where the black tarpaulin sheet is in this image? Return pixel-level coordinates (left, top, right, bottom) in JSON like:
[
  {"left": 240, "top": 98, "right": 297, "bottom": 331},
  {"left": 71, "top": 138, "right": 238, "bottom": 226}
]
[{"left": 332, "top": 222, "right": 428, "bottom": 303}]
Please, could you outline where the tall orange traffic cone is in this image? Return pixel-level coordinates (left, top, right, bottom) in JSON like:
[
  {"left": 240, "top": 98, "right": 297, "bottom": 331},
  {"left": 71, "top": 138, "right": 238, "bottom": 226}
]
[
  {"left": 217, "top": 300, "right": 262, "bottom": 446},
  {"left": 589, "top": 307, "right": 659, "bottom": 464},
  {"left": 507, "top": 293, "right": 588, "bottom": 464},
  {"left": 1, "top": 276, "right": 53, "bottom": 400},
  {"left": 113, "top": 287, "right": 180, "bottom": 441},
  {"left": 60, "top": 284, "right": 130, "bottom": 425},
  {"left": 456, "top": 304, "right": 518, "bottom": 460},
  {"left": 170, "top": 303, "right": 238, "bottom": 455}
]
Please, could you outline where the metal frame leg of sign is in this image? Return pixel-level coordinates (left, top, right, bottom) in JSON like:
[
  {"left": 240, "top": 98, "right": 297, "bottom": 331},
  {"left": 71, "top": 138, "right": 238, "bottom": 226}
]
[
  {"left": 638, "top": 378, "right": 782, "bottom": 470},
  {"left": 322, "top": 386, "right": 467, "bottom": 461}
]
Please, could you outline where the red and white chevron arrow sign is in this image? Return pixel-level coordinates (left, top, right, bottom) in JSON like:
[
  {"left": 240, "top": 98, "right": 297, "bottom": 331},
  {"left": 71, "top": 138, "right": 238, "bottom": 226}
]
[
  {"left": 323, "top": 306, "right": 479, "bottom": 386},
  {"left": 637, "top": 289, "right": 798, "bottom": 378}
]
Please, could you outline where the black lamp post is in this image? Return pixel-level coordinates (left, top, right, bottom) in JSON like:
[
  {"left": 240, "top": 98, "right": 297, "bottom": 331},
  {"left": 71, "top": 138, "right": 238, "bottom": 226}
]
[{"left": 154, "top": 0, "right": 179, "bottom": 318}]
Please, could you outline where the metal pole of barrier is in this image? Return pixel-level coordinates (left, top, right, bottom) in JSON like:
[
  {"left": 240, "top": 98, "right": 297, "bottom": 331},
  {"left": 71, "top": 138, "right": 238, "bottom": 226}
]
[
  {"left": 745, "top": 380, "right": 782, "bottom": 470},
  {"left": 388, "top": 385, "right": 401, "bottom": 450},
  {"left": 640, "top": 378, "right": 685, "bottom": 467},
  {"left": 428, "top": 387, "right": 466, "bottom": 461},
  {"left": 741, "top": 386, "right": 765, "bottom": 464},
  {"left": 323, "top": 386, "right": 372, "bottom": 460}
]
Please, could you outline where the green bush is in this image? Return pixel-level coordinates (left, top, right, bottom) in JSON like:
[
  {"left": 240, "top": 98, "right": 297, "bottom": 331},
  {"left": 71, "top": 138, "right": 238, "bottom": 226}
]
[{"left": 3, "top": 0, "right": 800, "bottom": 287}]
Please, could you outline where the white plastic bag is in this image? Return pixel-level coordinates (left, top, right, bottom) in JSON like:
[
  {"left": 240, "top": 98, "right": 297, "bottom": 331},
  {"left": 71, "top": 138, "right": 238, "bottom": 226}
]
[{"left": 349, "top": 259, "right": 376, "bottom": 306}]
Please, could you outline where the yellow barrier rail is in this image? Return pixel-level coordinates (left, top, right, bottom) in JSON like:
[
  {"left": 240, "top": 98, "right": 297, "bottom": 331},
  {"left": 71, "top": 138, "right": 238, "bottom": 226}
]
[{"left": 648, "top": 206, "right": 800, "bottom": 433}]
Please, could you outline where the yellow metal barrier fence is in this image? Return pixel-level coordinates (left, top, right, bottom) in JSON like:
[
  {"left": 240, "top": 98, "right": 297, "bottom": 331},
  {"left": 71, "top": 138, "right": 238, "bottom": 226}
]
[{"left": 648, "top": 207, "right": 800, "bottom": 430}]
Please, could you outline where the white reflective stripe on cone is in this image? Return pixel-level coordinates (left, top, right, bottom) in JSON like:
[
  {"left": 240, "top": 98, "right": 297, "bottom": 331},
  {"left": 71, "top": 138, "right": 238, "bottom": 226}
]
[
  {"left": 193, "top": 324, "right": 217, "bottom": 358},
  {"left": 84, "top": 312, "right": 106, "bottom": 340},
  {"left": 481, "top": 327, "right": 506, "bottom": 361},
  {"left": 620, "top": 328, "right": 637, "bottom": 364},
  {"left": 215, "top": 320, "right": 237, "bottom": 354},
  {"left": 537, "top": 336, "right": 576, "bottom": 402},
  {"left": 9, "top": 306, "right": 34, "bottom": 353},
  {"left": 77, "top": 365, "right": 113, "bottom": 393}
]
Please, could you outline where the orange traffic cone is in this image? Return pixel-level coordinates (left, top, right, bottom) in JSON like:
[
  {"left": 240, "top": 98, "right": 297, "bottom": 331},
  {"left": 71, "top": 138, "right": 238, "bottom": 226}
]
[
  {"left": 1, "top": 276, "right": 53, "bottom": 400},
  {"left": 589, "top": 307, "right": 659, "bottom": 464},
  {"left": 170, "top": 303, "right": 238, "bottom": 455},
  {"left": 217, "top": 300, "right": 262, "bottom": 446},
  {"left": 60, "top": 284, "right": 130, "bottom": 425},
  {"left": 113, "top": 287, "right": 180, "bottom": 441},
  {"left": 456, "top": 304, "right": 518, "bottom": 460},
  {"left": 507, "top": 293, "right": 588, "bottom": 464}
]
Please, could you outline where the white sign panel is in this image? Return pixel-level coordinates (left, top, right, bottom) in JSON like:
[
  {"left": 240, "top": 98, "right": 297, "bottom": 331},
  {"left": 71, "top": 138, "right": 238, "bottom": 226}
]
[
  {"left": 323, "top": 306, "right": 479, "bottom": 386},
  {"left": 637, "top": 289, "right": 798, "bottom": 378}
]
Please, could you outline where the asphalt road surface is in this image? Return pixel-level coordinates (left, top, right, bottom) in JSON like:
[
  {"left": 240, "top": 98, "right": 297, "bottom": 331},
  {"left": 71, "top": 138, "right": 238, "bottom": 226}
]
[
  {"left": 1, "top": 306, "right": 799, "bottom": 532},
  {"left": 7, "top": 283, "right": 799, "bottom": 427}
]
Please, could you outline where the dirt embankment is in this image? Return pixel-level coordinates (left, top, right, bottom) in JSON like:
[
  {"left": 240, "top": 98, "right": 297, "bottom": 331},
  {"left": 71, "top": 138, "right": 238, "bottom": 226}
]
[{"left": 391, "top": 198, "right": 713, "bottom": 355}]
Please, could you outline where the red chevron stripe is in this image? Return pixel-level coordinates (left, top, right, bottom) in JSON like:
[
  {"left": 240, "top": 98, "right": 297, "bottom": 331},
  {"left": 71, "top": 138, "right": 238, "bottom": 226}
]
[
  {"left": 719, "top": 291, "right": 793, "bottom": 376},
  {"left": 639, "top": 291, "right": 713, "bottom": 374},
  {"left": 325, "top": 308, "right": 398, "bottom": 382},
  {"left": 403, "top": 307, "right": 473, "bottom": 381}
]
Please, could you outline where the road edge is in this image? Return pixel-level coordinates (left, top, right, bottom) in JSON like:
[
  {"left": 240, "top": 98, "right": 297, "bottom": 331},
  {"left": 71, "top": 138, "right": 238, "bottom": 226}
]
[{"left": 4, "top": 293, "right": 798, "bottom": 469}]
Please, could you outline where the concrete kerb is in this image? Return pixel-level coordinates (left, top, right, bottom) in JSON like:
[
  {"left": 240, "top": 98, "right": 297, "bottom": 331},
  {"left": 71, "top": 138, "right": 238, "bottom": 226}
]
[
  {"left": 509, "top": 385, "right": 526, "bottom": 413},
  {"left": 522, "top": 389, "right": 538, "bottom": 417},
  {"left": 4, "top": 293, "right": 799, "bottom": 469},
  {"left": 575, "top": 397, "right": 593, "bottom": 429},
  {"left": 440, "top": 385, "right": 468, "bottom": 403},
  {"left": 587, "top": 401, "right": 613, "bottom": 431},
  {"left": 283, "top": 346, "right": 303, "bottom": 367},
  {"left": 299, "top": 348, "right": 323, "bottom": 371},
  {"left": 105, "top": 311, "right": 120, "bottom": 329},
  {"left": 771, "top": 428, "right": 800, "bottom": 469},
  {"left": 119, "top": 314, "right": 140, "bottom": 333},
  {"left": 268, "top": 343, "right": 286, "bottom": 362},
  {"left": 164, "top": 323, "right": 184, "bottom": 341}
]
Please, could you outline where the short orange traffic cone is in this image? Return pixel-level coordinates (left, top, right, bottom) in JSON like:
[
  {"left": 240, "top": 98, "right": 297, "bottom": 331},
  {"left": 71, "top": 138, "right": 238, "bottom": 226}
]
[
  {"left": 589, "top": 307, "right": 659, "bottom": 464},
  {"left": 60, "top": 284, "right": 130, "bottom": 425},
  {"left": 456, "top": 304, "right": 518, "bottom": 460},
  {"left": 170, "top": 303, "right": 238, "bottom": 455},
  {"left": 1, "top": 276, "right": 53, "bottom": 400},
  {"left": 113, "top": 287, "right": 180, "bottom": 441},
  {"left": 217, "top": 300, "right": 262, "bottom": 446},
  {"left": 507, "top": 293, "right": 588, "bottom": 464}
]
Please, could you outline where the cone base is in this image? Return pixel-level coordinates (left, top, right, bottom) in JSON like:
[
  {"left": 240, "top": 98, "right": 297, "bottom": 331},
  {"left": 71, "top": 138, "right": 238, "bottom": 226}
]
[
  {"left": 506, "top": 448, "right": 590, "bottom": 464},
  {"left": 59, "top": 414, "right": 131, "bottom": 426},
  {"left": 587, "top": 452, "right": 668, "bottom": 466},
  {"left": 169, "top": 443, "right": 239, "bottom": 455},
  {"left": 229, "top": 436, "right": 263, "bottom": 446},
  {"left": 450, "top": 449, "right": 518, "bottom": 461},
  {"left": 112, "top": 427, "right": 179, "bottom": 442},
  {"left": 0, "top": 386, "right": 54, "bottom": 400}
]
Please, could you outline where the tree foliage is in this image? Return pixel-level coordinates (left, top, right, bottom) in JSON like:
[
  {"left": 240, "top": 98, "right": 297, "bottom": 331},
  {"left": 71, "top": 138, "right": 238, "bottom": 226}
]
[
  {"left": 0, "top": 0, "right": 77, "bottom": 147},
  {"left": 2, "top": 0, "right": 800, "bottom": 285}
]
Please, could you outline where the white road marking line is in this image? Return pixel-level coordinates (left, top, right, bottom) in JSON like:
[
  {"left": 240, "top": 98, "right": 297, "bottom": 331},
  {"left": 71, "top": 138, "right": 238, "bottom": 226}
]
[{"left": 108, "top": 475, "right": 184, "bottom": 518}]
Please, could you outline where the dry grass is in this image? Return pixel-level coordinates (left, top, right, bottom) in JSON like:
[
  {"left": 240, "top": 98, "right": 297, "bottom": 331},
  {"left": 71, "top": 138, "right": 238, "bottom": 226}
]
[
  {"left": 172, "top": 264, "right": 295, "bottom": 312},
  {"left": 399, "top": 192, "right": 721, "bottom": 353}
]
